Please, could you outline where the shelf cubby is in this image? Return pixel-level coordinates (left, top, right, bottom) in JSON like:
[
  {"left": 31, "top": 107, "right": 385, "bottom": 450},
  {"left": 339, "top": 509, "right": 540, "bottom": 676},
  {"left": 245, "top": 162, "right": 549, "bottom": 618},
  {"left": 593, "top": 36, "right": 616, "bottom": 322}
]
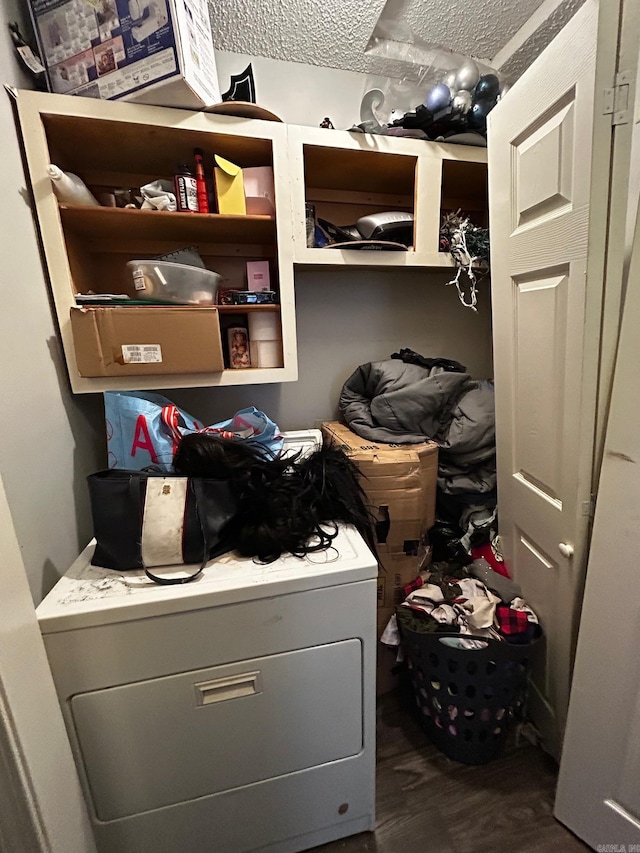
[
  {"left": 288, "top": 125, "right": 487, "bottom": 268},
  {"left": 17, "top": 90, "right": 295, "bottom": 391}
]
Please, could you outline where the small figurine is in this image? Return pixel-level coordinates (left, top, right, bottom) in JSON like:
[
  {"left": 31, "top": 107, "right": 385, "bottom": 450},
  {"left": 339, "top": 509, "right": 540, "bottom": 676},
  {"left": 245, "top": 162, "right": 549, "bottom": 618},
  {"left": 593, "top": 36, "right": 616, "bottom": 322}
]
[
  {"left": 319, "top": 117, "right": 335, "bottom": 129},
  {"left": 228, "top": 327, "right": 251, "bottom": 369}
]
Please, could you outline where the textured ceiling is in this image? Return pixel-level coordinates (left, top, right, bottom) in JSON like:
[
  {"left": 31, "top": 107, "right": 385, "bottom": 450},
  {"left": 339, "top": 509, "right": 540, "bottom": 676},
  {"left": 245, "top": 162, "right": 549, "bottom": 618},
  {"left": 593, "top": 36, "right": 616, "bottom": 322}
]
[
  {"left": 496, "top": 0, "right": 585, "bottom": 77},
  {"left": 208, "top": 0, "right": 548, "bottom": 74}
]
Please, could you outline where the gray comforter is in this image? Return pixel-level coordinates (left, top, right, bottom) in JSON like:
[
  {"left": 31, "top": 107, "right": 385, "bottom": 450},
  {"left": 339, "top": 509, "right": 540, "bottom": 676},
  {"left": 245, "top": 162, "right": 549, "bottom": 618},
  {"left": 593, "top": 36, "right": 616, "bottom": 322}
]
[{"left": 339, "top": 359, "right": 496, "bottom": 496}]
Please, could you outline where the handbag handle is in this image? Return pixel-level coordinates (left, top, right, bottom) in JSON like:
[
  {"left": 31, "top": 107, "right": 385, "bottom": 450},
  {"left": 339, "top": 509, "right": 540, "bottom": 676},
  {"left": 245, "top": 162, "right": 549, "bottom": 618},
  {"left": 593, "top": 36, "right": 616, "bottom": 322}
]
[
  {"left": 142, "top": 478, "right": 227, "bottom": 585},
  {"left": 143, "top": 563, "right": 204, "bottom": 585}
]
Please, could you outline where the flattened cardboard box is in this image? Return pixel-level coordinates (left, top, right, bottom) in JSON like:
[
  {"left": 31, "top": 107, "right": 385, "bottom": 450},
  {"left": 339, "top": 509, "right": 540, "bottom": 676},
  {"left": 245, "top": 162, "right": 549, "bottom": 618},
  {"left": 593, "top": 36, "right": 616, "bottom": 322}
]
[
  {"left": 376, "top": 543, "right": 431, "bottom": 616},
  {"left": 321, "top": 421, "right": 438, "bottom": 551},
  {"left": 71, "top": 306, "right": 224, "bottom": 377}
]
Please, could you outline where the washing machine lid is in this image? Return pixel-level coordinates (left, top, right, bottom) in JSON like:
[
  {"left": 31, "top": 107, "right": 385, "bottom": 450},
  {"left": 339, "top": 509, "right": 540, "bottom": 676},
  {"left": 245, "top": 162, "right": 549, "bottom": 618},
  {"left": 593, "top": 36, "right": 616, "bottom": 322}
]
[{"left": 36, "top": 524, "right": 377, "bottom": 633}]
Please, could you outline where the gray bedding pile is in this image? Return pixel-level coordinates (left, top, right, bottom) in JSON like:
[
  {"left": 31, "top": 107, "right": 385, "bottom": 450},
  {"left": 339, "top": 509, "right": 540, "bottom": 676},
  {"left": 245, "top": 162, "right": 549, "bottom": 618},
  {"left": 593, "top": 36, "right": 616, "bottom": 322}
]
[{"left": 339, "top": 358, "right": 496, "bottom": 501}]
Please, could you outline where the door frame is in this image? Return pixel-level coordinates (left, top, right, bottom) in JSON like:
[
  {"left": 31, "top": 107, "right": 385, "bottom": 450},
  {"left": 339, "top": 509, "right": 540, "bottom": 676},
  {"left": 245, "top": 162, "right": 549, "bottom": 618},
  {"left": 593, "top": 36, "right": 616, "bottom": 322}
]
[
  {"left": 593, "top": 0, "right": 640, "bottom": 478},
  {"left": 554, "top": 0, "right": 640, "bottom": 837},
  {"left": 0, "top": 472, "right": 96, "bottom": 853}
]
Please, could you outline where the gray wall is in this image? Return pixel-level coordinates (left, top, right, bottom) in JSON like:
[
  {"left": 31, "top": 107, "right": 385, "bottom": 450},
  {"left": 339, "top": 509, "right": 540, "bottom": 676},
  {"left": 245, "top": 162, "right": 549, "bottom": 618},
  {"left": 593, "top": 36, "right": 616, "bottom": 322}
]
[
  {"left": 169, "top": 269, "right": 493, "bottom": 429},
  {"left": 1, "top": 39, "right": 491, "bottom": 603},
  {"left": 0, "top": 1, "right": 104, "bottom": 603}
]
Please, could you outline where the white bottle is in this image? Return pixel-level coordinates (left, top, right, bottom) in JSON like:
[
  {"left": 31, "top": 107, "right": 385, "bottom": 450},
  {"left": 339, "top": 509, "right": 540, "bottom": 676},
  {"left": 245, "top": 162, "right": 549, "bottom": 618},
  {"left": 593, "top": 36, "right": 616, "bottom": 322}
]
[{"left": 48, "top": 164, "right": 100, "bottom": 206}]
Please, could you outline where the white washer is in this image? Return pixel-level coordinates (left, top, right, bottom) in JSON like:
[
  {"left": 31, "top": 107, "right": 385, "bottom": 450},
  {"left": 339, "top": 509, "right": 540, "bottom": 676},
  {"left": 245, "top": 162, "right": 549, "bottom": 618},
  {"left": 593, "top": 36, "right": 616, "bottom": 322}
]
[{"left": 36, "top": 525, "right": 378, "bottom": 853}]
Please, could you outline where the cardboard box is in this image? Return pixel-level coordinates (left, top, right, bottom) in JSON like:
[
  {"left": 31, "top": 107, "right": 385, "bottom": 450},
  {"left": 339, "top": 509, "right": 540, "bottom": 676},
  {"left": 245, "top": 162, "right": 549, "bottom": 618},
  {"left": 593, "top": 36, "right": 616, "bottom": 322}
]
[
  {"left": 243, "top": 167, "right": 276, "bottom": 215},
  {"left": 29, "top": 0, "right": 220, "bottom": 109},
  {"left": 376, "top": 544, "right": 430, "bottom": 613},
  {"left": 214, "top": 155, "right": 246, "bottom": 215},
  {"left": 71, "top": 306, "right": 224, "bottom": 376},
  {"left": 322, "top": 421, "right": 437, "bottom": 627},
  {"left": 246, "top": 260, "right": 271, "bottom": 292},
  {"left": 321, "top": 421, "right": 438, "bottom": 551}
]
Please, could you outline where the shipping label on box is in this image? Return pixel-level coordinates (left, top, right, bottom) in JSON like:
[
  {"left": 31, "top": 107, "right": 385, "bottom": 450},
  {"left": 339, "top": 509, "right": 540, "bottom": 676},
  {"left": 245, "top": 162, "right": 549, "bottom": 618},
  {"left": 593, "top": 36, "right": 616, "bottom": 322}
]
[{"left": 30, "top": 0, "right": 219, "bottom": 107}]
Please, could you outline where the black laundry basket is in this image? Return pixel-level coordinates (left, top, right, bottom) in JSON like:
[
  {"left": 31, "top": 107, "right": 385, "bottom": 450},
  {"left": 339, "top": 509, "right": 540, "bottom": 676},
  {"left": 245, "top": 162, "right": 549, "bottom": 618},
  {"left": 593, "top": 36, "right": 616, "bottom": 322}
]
[{"left": 398, "top": 618, "right": 538, "bottom": 765}]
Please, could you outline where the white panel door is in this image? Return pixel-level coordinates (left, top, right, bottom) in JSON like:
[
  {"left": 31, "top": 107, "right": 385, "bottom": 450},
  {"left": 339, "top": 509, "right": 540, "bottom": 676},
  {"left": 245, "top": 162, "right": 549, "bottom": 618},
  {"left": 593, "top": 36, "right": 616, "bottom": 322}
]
[
  {"left": 488, "top": 0, "right": 613, "bottom": 759},
  {"left": 554, "top": 199, "right": 640, "bottom": 848}
]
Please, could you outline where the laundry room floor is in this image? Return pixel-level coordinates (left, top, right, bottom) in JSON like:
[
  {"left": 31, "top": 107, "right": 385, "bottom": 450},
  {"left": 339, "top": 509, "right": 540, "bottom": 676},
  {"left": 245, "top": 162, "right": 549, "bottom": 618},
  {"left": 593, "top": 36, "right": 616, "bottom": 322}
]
[{"left": 316, "top": 687, "right": 589, "bottom": 853}]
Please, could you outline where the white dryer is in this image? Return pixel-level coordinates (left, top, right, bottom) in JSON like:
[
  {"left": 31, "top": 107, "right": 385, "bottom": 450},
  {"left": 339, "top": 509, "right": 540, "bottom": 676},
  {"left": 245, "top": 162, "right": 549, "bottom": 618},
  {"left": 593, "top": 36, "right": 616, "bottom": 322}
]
[{"left": 36, "top": 525, "right": 378, "bottom": 853}]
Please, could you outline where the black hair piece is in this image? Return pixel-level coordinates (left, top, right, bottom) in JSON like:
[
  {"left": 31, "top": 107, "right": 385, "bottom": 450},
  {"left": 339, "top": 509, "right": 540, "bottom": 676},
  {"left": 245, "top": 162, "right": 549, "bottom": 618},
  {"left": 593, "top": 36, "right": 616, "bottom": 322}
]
[{"left": 173, "top": 433, "right": 376, "bottom": 563}]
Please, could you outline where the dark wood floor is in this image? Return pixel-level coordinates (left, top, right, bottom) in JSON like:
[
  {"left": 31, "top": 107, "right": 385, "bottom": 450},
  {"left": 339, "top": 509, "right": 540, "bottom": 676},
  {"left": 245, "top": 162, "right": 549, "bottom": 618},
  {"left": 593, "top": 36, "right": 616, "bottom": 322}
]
[{"left": 315, "top": 686, "right": 590, "bottom": 853}]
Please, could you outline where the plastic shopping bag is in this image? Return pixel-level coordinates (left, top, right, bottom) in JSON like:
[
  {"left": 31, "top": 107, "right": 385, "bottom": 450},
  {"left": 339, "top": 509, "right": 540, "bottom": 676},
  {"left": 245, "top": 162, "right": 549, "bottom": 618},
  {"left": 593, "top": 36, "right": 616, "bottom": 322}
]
[
  {"left": 104, "top": 391, "right": 204, "bottom": 471},
  {"left": 204, "top": 407, "right": 284, "bottom": 457},
  {"left": 105, "top": 393, "right": 284, "bottom": 471}
]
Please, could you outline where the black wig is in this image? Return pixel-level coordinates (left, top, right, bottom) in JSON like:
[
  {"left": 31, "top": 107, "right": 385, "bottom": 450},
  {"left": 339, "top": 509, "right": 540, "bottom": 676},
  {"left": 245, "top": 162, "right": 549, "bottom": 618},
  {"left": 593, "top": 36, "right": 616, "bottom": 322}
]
[{"left": 173, "top": 433, "right": 376, "bottom": 562}]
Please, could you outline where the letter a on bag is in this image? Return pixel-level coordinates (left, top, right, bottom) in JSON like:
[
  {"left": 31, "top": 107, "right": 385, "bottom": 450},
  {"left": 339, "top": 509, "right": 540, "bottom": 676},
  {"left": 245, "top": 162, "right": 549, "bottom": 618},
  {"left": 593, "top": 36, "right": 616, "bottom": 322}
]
[{"left": 131, "top": 415, "right": 158, "bottom": 463}]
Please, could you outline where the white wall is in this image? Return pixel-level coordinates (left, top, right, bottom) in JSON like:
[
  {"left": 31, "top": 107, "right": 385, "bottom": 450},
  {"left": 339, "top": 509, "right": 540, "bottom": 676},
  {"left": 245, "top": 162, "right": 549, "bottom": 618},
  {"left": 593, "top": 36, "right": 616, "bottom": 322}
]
[
  {"left": 0, "top": 0, "right": 104, "bottom": 604},
  {"left": 214, "top": 50, "right": 367, "bottom": 129}
]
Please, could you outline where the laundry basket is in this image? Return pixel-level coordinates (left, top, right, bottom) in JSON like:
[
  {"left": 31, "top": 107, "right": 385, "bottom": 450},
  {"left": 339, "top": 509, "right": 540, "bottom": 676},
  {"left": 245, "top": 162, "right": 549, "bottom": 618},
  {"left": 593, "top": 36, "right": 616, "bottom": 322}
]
[{"left": 398, "top": 613, "right": 539, "bottom": 765}]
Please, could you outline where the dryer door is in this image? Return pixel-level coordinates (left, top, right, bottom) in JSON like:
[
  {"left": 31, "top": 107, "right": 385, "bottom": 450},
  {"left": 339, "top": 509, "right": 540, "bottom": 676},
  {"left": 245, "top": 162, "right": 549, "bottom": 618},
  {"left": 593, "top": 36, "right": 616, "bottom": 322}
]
[{"left": 71, "top": 640, "right": 363, "bottom": 821}]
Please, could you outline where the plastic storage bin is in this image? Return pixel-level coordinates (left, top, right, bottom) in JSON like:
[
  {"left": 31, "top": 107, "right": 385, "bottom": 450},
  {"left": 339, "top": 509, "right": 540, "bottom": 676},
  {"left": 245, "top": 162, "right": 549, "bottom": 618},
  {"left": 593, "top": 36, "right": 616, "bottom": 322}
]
[
  {"left": 398, "top": 613, "right": 538, "bottom": 765},
  {"left": 126, "top": 261, "right": 221, "bottom": 305}
]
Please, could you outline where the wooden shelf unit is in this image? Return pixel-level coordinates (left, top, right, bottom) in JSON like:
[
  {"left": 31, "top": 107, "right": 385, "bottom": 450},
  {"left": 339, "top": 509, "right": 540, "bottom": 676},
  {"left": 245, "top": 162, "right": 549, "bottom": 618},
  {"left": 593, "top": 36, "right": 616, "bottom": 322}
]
[
  {"left": 288, "top": 125, "right": 488, "bottom": 266},
  {"left": 216, "top": 304, "right": 281, "bottom": 313},
  {"left": 16, "top": 90, "right": 488, "bottom": 394},
  {"left": 17, "top": 90, "right": 295, "bottom": 392},
  {"left": 59, "top": 206, "right": 277, "bottom": 245}
]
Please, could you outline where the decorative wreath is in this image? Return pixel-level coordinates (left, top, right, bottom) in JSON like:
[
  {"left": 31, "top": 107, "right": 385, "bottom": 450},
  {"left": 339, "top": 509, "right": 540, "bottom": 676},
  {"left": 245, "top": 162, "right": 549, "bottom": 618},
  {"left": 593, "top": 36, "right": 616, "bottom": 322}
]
[{"left": 440, "top": 211, "right": 490, "bottom": 311}]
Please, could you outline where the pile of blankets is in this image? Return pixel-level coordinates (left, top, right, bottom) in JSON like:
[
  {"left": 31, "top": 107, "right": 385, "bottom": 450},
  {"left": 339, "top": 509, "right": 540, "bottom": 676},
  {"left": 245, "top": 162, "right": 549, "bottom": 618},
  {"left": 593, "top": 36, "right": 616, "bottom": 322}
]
[{"left": 339, "top": 350, "right": 496, "bottom": 506}]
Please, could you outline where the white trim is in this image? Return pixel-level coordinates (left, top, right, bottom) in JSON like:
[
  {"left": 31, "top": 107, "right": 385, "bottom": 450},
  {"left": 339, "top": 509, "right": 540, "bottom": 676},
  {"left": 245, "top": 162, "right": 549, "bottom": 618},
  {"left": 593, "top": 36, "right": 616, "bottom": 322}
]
[
  {"left": 0, "top": 473, "right": 96, "bottom": 853},
  {"left": 0, "top": 685, "right": 47, "bottom": 853}
]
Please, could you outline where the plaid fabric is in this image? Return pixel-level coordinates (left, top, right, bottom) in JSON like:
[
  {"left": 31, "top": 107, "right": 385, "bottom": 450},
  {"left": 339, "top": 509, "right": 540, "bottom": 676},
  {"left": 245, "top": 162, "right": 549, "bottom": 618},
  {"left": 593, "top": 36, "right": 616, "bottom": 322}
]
[{"left": 496, "top": 605, "right": 529, "bottom": 635}]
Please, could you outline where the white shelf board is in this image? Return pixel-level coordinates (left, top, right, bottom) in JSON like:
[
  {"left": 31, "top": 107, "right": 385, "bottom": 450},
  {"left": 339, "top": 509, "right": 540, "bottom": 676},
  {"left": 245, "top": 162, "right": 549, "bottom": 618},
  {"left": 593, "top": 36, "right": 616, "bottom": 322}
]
[{"left": 293, "top": 248, "right": 456, "bottom": 268}]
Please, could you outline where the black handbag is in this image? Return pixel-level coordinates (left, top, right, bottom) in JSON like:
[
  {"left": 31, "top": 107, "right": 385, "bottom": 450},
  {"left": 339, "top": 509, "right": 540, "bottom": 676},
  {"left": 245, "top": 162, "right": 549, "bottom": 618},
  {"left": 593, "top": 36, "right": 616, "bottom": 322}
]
[{"left": 87, "top": 470, "right": 237, "bottom": 584}]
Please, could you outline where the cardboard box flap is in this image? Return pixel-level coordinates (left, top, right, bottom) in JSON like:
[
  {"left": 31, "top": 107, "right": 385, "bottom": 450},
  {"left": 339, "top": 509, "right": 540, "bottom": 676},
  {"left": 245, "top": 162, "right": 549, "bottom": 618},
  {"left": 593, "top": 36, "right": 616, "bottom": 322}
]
[{"left": 322, "top": 421, "right": 437, "bottom": 461}]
